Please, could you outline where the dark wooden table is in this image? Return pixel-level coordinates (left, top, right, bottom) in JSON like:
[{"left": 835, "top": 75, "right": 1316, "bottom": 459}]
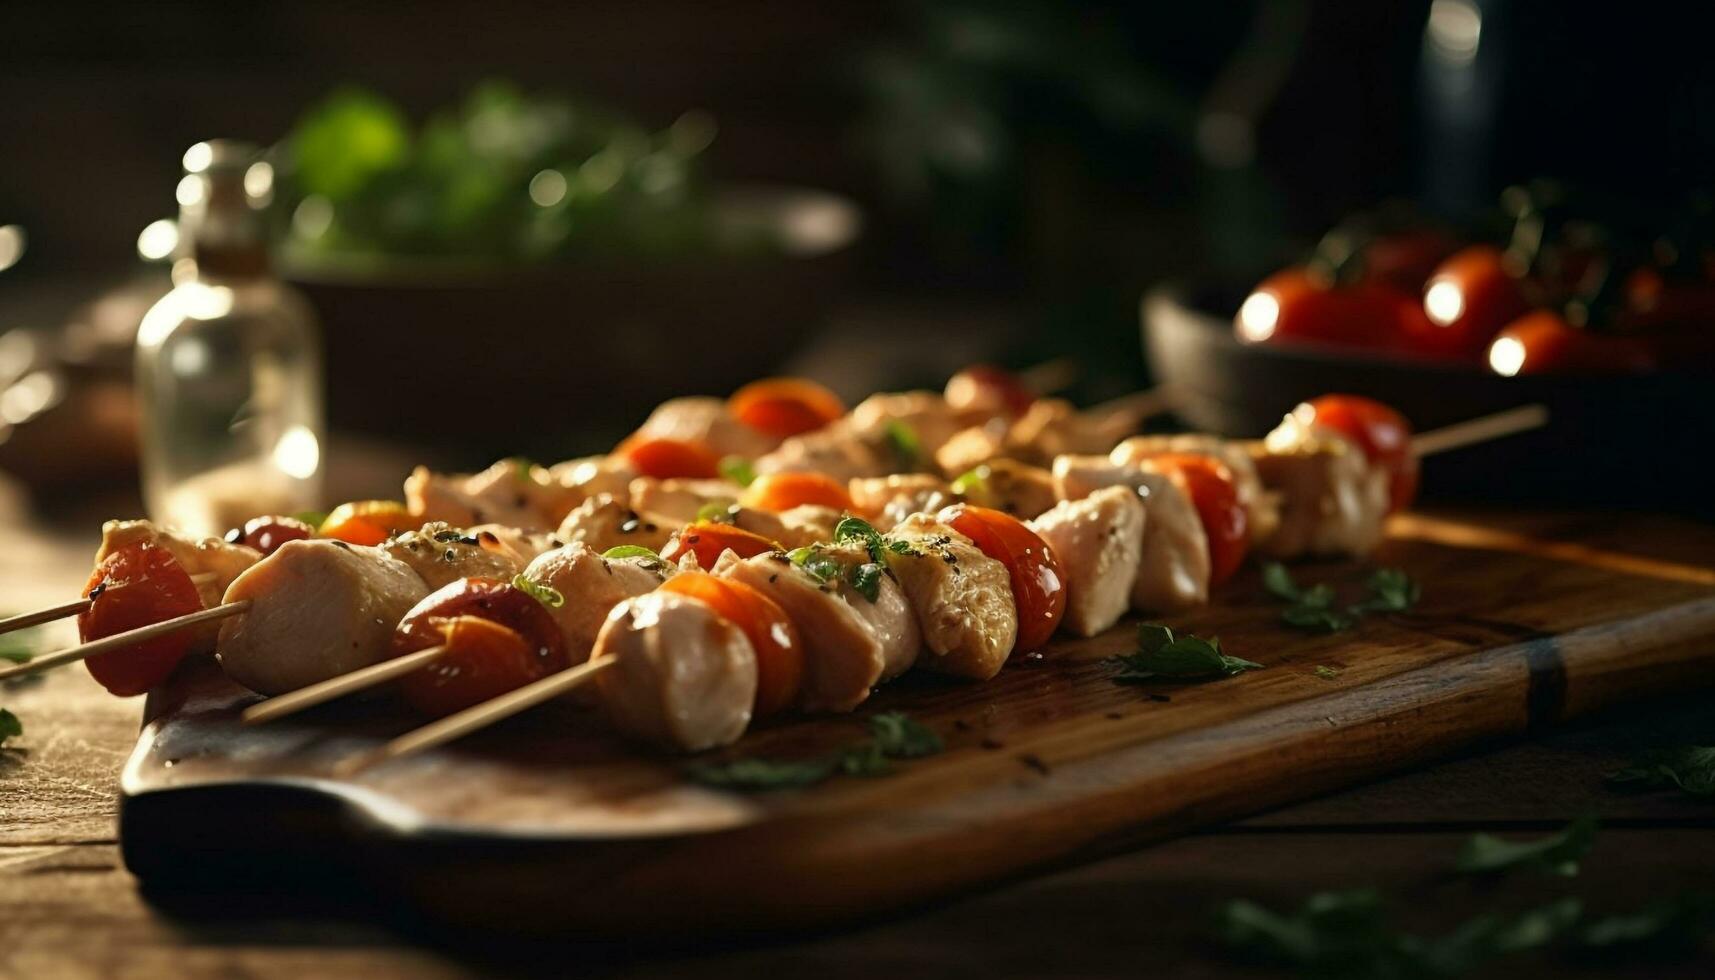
[{"left": 2, "top": 486, "right": 1711, "bottom": 978}]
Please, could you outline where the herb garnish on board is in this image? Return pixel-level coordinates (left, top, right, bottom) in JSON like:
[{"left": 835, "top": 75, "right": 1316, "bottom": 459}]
[
  {"left": 1606, "top": 745, "right": 1715, "bottom": 799},
  {"left": 1264, "top": 563, "right": 1420, "bottom": 634},
  {"left": 1109, "top": 623, "right": 1261, "bottom": 684},
  {"left": 686, "top": 712, "right": 944, "bottom": 790}
]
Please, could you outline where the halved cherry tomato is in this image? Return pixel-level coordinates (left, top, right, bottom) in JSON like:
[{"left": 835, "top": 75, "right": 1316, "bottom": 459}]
[
  {"left": 938, "top": 504, "right": 1065, "bottom": 653},
  {"left": 740, "top": 471, "right": 854, "bottom": 513},
  {"left": 321, "top": 500, "right": 413, "bottom": 546},
  {"left": 392, "top": 577, "right": 569, "bottom": 717},
  {"left": 659, "top": 521, "right": 781, "bottom": 570},
  {"left": 618, "top": 436, "right": 723, "bottom": 479},
  {"left": 1297, "top": 395, "right": 1419, "bottom": 513},
  {"left": 78, "top": 543, "right": 204, "bottom": 696},
  {"left": 1146, "top": 454, "right": 1249, "bottom": 588},
  {"left": 944, "top": 364, "right": 1036, "bottom": 418},
  {"left": 661, "top": 572, "right": 804, "bottom": 716},
  {"left": 231, "top": 515, "right": 315, "bottom": 556},
  {"left": 1416, "top": 245, "right": 1532, "bottom": 359},
  {"left": 728, "top": 377, "right": 845, "bottom": 440},
  {"left": 1485, "top": 310, "right": 1658, "bottom": 378}
]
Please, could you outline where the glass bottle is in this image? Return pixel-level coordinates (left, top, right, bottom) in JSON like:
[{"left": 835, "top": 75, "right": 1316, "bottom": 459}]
[{"left": 136, "top": 140, "right": 324, "bottom": 536}]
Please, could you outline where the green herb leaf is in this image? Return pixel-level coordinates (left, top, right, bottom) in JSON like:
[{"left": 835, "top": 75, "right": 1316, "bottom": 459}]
[
  {"left": 869, "top": 711, "right": 943, "bottom": 758},
  {"left": 291, "top": 87, "right": 411, "bottom": 200},
  {"left": 1455, "top": 815, "right": 1598, "bottom": 878},
  {"left": 1110, "top": 623, "right": 1261, "bottom": 683},
  {"left": 1355, "top": 567, "right": 1421, "bottom": 613},
  {"left": 846, "top": 561, "right": 885, "bottom": 602},
  {"left": 882, "top": 420, "right": 921, "bottom": 468},
  {"left": 507, "top": 456, "right": 539, "bottom": 481},
  {"left": 685, "top": 756, "right": 836, "bottom": 790},
  {"left": 834, "top": 516, "right": 887, "bottom": 562},
  {"left": 1312, "top": 665, "right": 1342, "bottom": 681},
  {"left": 718, "top": 455, "right": 756, "bottom": 488},
  {"left": 0, "top": 644, "right": 32, "bottom": 666},
  {"left": 1578, "top": 892, "right": 1715, "bottom": 951},
  {"left": 511, "top": 574, "right": 565, "bottom": 609},
  {"left": 788, "top": 546, "right": 842, "bottom": 584},
  {"left": 0, "top": 708, "right": 20, "bottom": 747},
  {"left": 601, "top": 545, "right": 666, "bottom": 569},
  {"left": 838, "top": 740, "right": 891, "bottom": 777},
  {"left": 1282, "top": 605, "right": 1358, "bottom": 633},
  {"left": 1261, "top": 562, "right": 1304, "bottom": 602},
  {"left": 1606, "top": 746, "right": 1715, "bottom": 798},
  {"left": 292, "top": 510, "right": 330, "bottom": 529},
  {"left": 950, "top": 466, "right": 989, "bottom": 497},
  {"left": 694, "top": 500, "right": 739, "bottom": 524},
  {"left": 886, "top": 538, "right": 920, "bottom": 557}
]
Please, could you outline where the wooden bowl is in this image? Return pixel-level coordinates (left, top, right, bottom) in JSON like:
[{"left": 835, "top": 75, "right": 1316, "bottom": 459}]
[{"left": 1142, "top": 282, "right": 1715, "bottom": 513}]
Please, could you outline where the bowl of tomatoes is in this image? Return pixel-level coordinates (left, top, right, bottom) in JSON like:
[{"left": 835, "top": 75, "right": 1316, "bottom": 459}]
[{"left": 1143, "top": 189, "right": 1715, "bottom": 511}]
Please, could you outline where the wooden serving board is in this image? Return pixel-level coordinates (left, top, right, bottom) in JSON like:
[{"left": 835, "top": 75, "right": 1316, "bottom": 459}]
[{"left": 119, "top": 511, "right": 1715, "bottom": 937}]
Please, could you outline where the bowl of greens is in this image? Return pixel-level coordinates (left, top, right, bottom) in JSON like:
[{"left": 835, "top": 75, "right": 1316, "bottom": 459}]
[{"left": 269, "top": 83, "right": 861, "bottom": 455}]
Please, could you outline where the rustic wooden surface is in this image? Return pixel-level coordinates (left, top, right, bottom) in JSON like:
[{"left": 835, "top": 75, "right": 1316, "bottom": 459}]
[{"left": 4, "top": 504, "right": 1713, "bottom": 975}]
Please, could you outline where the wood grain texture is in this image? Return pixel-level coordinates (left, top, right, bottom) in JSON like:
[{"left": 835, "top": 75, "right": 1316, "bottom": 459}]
[{"left": 116, "top": 514, "right": 1715, "bottom": 935}]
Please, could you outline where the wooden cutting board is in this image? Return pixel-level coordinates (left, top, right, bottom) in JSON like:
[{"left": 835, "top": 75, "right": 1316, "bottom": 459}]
[{"left": 118, "top": 511, "right": 1715, "bottom": 937}]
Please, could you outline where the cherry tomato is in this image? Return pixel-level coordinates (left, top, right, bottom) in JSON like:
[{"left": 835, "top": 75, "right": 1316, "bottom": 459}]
[
  {"left": 1145, "top": 454, "right": 1249, "bottom": 588},
  {"left": 1297, "top": 395, "right": 1419, "bottom": 513},
  {"left": 740, "top": 471, "right": 854, "bottom": 513},
  {"left": 944, "top": 364, "right": 1036, "bottom": 418},
  {"left": 231, "top": 515, "right": 315, "bottom": 556},
  {"left": 618, "top": 436, "right": 723, "bottom": 480},
  {"left": 1485, "top": 311, "right": 1657, "bottom": 377},
  {"left": 938, "top": 504, "right": 1066, "bottom": 653},
  {"left": 77, "top": 543, "right": 204, "bottom": 696},
  {"left": 659, "top": 521, "right": 781, "bottom": 570},
  {"left": 321, "top": 501, "right": 413, "bottom": 546},
  {"left": 661, "top": 572, "right": 804, "bottom": 716},
  {"left": 1235, "top": 268, "right": 1413, "bottom": 350},
  {"left": 1417, "top": 246, "right": 1532, "bottom": 359},
  {"left": 728, "top": 377, "right": 845, "bottom": 440},
  {"left": 392, "top": 577, "right": 569, "bottom": 717}
]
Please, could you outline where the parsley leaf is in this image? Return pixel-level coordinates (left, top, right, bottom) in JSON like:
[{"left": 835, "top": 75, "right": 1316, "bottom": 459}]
[
  {"left": 686, "top": 712, "right": 944, "bottom": 791},
  {"left": 838, "top": 740, "right": 891, "bottom": 776},
  {"left": 694, "top": 500, "right": 739, "bottom": 524},
  {"left": 686, "top": 756, "right": 836, "bottom": 790},
  {"left": 511, "top": 574, "right": 565, "bottom": 609},
  {"left": 834, "top": 516, "right": 887, "bottom": 562},
  {"left": 718, "top": 455, "right": 756, "bottom": 488},
  {"left": 1110, "top": 623, "right": 1261, "bottom": 683},
  {"left": 1606, "top": 746, "right": 1715, "bottom": 798},
  {"left": 1282, "top": 605, "right": 1358, "bottom": 633},
  {"left": 1262, "top": 562, "right": 1418, "bottom": 633},
  {"left": 882, "top": 420, "right": 921, "bottom": 468},
  {"left": 1355, "top": 567, "right": 1421, "bottom": 613},
  {"left": 1455, "top": 815, "right": 1598, "bottom": 878},
  {"left": 0, "top": 642, "right": 33, "bottom": 666},
  {"left": 601, "top": 545, "right": 667, "bottom": 569},
  {"left": 869, "top": 711, "right": 944, "bottom": 757},
  {"left": 950, "top": 466, "right": 989, "bottom": 497},
  {"left": 846, "top": 561, "right": 885, "bottom": 602},
  {"left": 1578, "top": 892, "right": 1715, "bottom": 951},
  {"left": 0, "top": 708, "right": 20, "bottom": 747},
  {"left": 292, "top": 510, "right": 329, "bottom": 529},
  {"left": 787, "top": 546, "right": 842, "bottom": 585}
]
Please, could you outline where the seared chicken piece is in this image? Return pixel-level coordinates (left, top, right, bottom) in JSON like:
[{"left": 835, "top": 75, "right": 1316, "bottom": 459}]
[
  {"left": 593, "top": 590, "right": 758, "bottom": 751},
  {"left": 721, "top": 554, "right": 888, "bottom": 712},
  {"left": 1252, "top": 418, "right": 1388, "bottom": 558},
  {"left": 773, "top": 505, "right": 842, "bottom": 547},
  {"left": 849, "top": 474, "right": 955, "bottom": 531},
  {"left": 217, "top": 540, "right": 429, "bottom": 695},
  {"left": 96, "top": 518, "right": 261, "bottom": 612},
  {"left": 754, "top": 420, "right": 890, "bottom": 483},
  {"left": 628, "top": 477, "right": 743, "bottom": 524},
  {"left": 848, "top": 391, "right": 966, "bottom": 461},
  {"left": 548, "top": 455, "right": 638, "bottom": 508},
  {"left": 629, "top": 396, "right": 777, "bottom": 458},
  {"left": 955, "top": 459, "right": 1058, "bottom": 519},
  {"left": 819, "top": 540, "right": 922, "bottom": 681},
  {"left": 520, "top": 542, "right": 672, "bottom": 663},
  {"left": 555, "top": 494, "right": 677, "bottom": 555},
  {"left": 1109, "top": 434, "right": 1280, "bottom": 545},
  {"left": 936, "top": 398, "right": 1137, "bottom": 472},
  {"left": 934, "top": 419, "right": 1010, "bottom": 476},
  {"left": 380, "top": 522, "right": 526, "bottom": 591},
  {"left": 467, "top": 524, "right": 560, "bottom": 567},
  {"left": 881, "top": 515, "right": 1017, "bottom": 679},
  {"left": 1053, "top": 455, "right": 1211, "bottom": 612},
  {"left": 405, "top": 459, "right": 581, "bottom": 532},
  {"left": 1028, "top": 486, "right": 1146, "bottom": 636}
]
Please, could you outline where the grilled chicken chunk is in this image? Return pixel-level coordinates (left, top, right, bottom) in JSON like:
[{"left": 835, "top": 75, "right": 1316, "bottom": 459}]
[
  {"left": 1252, "top": 420, "right": 1388, "bottom": 558},
  {"left": 217, "top": 540, "right": 429, "bottom": 695},
  {"left": 1028, "top": 486, "right": 1146, "bottom": 636},
  {"left": 404, "top": 459, "right": 581, "bottom": 532},
  {"left": 938, "top": 398, "right": 1140, "bottom": 471},
  {"left": 548, "top": 455, "right": 638, "bottom": 508},
  {"left": 754, "top": 420, "right": 889, "bottom": 483},
  {"left": 96, "top": 518, "right": 261, "bottom": 612},
  {"left": 520, "top": 542, "right": 672, "bottom": 663},
  {"left": 849, "top": 474, "right": 955, "bottom": 531},
  {"left": 849, "top": 391, "right": 966, "bottom": 460},
  {"left": 882, "top": 515, "right": 1017, "bottom": 679},
  {"left": 629, "top": 396, "right": 777, "bottom": 458},
  {"left": 467, "top": 524, "right": 559, "bottom": 567},
  {"left": 954, "top": 459, "right": 1058, "bottom": 519},
  {"left": 380, "top": 522, "right": 526, "bottom": 591},
  {"left": 556, "top": 494, "right": 677, "bottom": 555},
  {"left": 721, "top": 553, "right": 888, "bottom": 712},
  {"left": 593, "top": 590, "right": 758, "bottom": 751},
  {"left": 1109, "top": 434, "right": 1280, "bottom": 545},
  {"left": 1053, "top": 455, "right": 1211, "bottom": 612},
  {"left": 819, "top": 540, "right": 922, "bottom": 681},
  {"left": 628, "top": 477, "right": 744, "bottom": 524}
]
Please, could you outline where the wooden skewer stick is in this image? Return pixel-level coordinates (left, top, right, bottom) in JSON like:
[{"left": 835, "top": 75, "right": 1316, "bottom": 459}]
[
  {"left": 241, "top": 645, "right": 448, "bottom": 725},
  {"left": 1087, "top": 385, "right": 1180, "bottom": 428},
  {"left": 1016, "top": 357, "right": 1080, "bottom": 396},
  {"left": 0, "top": 600, "right": 251, "bottom": 682},
  {"left": 0, "top": 598, "right": 93, "bottom": 637},
  {"left": 1412, "top": 404, "right": 1549, "bottom": 459},
  {"left": 334, "top": 657, "right": 617, "bottom": 777}
]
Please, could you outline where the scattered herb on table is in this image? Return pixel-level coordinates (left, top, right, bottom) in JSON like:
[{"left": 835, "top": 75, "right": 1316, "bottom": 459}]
[
  {"left": 687, "top": 712, "right": 944, "bottom": 791},
  {"left": 1312, "top": 665, "right": 1342, "bottom": 681},
  {"left": 1454, "top": 815, "right": 1598, "bottom": 878},
  {"left": 1109, "top": 623, "right": 1261, "bottom": 684},
  {"left": 1606, "top": 746, "right": 1715, "bottom": 799},
  {"left": 1262, "top": 562, "right": 1419, "bottom": 634},
  {"left": 1578, "top": 892, "right": 1715, "bottom": 952},
  {"left": 0, "top": 708, "right": 20, "bottom": 748}
]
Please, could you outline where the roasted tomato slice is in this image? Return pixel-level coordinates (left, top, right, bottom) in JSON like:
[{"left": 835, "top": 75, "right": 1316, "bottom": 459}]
[
  {"left": 392, "top": 577, "right": 570, "bottom": 717},
  {"left": 938, "top": 503, "right": 1066, "bottom": 652},
  {"left": 321, "top": 500, "right": 413, "bottom": 546},
  {"left": 78, "top": 543, "right": 204, "bottom": 696},
  {"left": 728, "top": 377, "right": 845, "bottom": 440},
  {"left": 1297, "top": 395, "right": 1419, "bottom": 513},
  {"left": 661, "top": 572, "right": 804, "bottom": 716},
  {"left": 740, "top": 471, "right": 854, "bottom": 513},
  {"left": 1146, "top": 454, "right": 1249, "bottom": 588},
  {"left": 231, "top": 515, "right": 315, "bottom": 556},
  {"left": 659, "top": 521, "right": 781, "bottom": 570},
  {"left": 618, "top": 436, "right": 724, "bottom": 480},
  {"left": 944, "top": 363, "right": 1036, "bottom": 418}
]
